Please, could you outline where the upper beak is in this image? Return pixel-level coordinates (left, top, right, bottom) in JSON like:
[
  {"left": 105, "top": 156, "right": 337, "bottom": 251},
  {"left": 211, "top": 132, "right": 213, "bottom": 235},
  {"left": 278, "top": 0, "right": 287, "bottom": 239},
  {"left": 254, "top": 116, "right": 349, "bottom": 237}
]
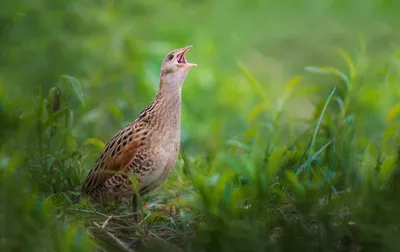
[
  {"left": 180, "top": 45, "right": 192, "bottom": 54},
  {"left": 177, "top": 45, "right": 197, "bottom": 68}
]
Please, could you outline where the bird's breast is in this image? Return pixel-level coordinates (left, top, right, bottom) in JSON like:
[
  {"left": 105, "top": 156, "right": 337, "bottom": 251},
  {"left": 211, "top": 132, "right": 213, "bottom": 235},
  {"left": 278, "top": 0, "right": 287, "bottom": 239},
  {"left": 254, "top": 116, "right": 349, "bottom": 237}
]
[{"left": 138, "top": 128, "right": 180, "bottom": 193}]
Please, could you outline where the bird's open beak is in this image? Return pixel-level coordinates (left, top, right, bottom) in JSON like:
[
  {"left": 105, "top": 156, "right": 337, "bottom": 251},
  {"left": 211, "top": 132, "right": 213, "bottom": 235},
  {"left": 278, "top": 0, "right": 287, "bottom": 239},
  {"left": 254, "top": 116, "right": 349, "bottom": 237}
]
[{"left": 177, "top": 45, "right": 197, "bottom": 68}]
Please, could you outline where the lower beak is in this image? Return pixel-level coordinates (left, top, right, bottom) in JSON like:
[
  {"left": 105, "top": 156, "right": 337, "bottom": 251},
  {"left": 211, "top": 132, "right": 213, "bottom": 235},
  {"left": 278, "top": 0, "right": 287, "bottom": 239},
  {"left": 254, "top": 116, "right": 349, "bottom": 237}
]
[{"left": 185, "top": 63, "right": 197, "bottom": 68}]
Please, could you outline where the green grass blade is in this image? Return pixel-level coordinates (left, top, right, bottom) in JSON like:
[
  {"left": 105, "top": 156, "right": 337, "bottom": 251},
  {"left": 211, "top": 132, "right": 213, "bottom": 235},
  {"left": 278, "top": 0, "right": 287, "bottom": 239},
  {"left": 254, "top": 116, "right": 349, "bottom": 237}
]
[
  {"left": 304, "top": 87, "right": 336, "bottom": 174},
  {"left": 42, "top": 107, "right": 70, "bottom": 133},
  {"left": 296, "top": 140, "right": 332, "bottom": 176},
  {"left": 305, "top": 66, "right": 351, "bottom": 91},
  {"left": 336, "top": 48, "right": 356, "bottom": 81},
  {"left": 237, "top": 61, "right": 270, "bottom": 103},
  {"left": 83, "top": 138, "right": 105, "bottom": 151}
]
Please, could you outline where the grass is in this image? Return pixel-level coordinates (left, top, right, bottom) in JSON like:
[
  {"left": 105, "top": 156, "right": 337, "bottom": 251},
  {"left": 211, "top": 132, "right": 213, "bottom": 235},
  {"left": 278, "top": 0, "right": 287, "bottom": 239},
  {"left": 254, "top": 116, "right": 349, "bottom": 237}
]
[
  {"left": 3, "top": 47, "right": 400, "bottom": 251},
  {"left": 2, "top": 1, "right": 400, "bottom": 251}
]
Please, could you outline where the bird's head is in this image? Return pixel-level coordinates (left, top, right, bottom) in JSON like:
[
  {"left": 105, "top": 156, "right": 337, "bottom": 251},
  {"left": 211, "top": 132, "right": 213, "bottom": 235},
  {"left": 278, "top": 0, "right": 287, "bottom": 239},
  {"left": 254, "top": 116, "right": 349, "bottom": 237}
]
[{"left": 160, "top": 45, "right": 197, "bottom": 89}]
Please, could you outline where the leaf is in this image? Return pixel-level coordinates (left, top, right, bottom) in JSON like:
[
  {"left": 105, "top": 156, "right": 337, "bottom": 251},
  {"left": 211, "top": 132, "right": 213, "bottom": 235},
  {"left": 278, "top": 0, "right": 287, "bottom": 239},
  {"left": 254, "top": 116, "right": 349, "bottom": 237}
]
[
  {"left": 276, "top": 75, "right": 303, "bottom": 118},
  {"left": 42, "top": 107, "right": 70, "bottom": 133},
  {"left": 129, "top": 175, "right": 139, "bottom": 195},
  {"left": 237, "top": 61, "right": 270, "bottom": 103},
  {"left": 143, "top": 211, "right": 163, "bottom": 224},
  {"left": 219, "top": 153, "right": 244, "bottom": 174},
  {"left": 207, "top": 173, "right": 221, "bottom": 186},
  {"left": 286, "top": 171, "right": 304, "bottom": 194},
  {"left": 383, "top": 124, "right": 397, "bottom": 142},
  {"left": 266, "top": 148, "right": 287, "bottom": 179},
  {"left": 66, "top": 132, "right": 78, "bottom": 151},
  {"left": 336, "top": 48, "right": 356, "bottom": 81},
  {"left": 226, "top": 138, "right": 250, "bottom": 152},
  {"left": 221, "top": 183, "right": 232, "bottom": 211},
  {"left": 301, "top": 87, "right": 336, "bottom": 175},
  {"left": 283, "top": 75, "right": 303, "bottom": 99},
  {"left": 386, "top": 104, "right": 400, "bottom": 123},
  {"left": 334, "top": 96, "right": 345, "bottom": 112},
  {"left": 61, "top": 75, "right": 85, "bottom": 107},
  {"left": 244, "top": 124, "right": 258, "bottom": 142},
  {"left": 305, "top": 66, "right": 351, "bottom": 91},
  {"left": 360, "top": 142, "right": 376, "bottom": 183},
  {"left": 83, "top": 138, "right": 105, "bottom": 151},
  {"left": 296, "top": 140, "right": 332, "bottom": 176},
  {"left": 247, "top": 102, "right": 268, "bottom": 123},
  {"left": 379, "top": 155, "right": 397, "bottom": 183}
]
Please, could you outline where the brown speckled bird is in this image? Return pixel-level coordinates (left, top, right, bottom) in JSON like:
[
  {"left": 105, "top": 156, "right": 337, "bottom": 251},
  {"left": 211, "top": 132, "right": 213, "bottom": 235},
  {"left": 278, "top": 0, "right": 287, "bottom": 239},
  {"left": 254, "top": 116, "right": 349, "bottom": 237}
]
[{"left": 80, "top": 45, "right": 196, "bottom": 222}]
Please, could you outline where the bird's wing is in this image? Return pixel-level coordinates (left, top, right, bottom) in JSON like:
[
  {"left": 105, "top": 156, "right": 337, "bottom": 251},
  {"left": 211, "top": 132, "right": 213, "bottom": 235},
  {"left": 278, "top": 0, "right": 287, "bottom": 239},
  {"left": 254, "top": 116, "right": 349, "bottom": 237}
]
[{"left": 81, "top": 120, "right": 148, "bottom": 195}]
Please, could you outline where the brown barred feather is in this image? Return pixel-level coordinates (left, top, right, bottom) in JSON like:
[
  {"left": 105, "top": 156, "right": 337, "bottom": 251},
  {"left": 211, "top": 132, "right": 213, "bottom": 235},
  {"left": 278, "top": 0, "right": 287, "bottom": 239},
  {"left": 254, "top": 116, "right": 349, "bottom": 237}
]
[{"left": 79, "top": 46, "right": 196, "bottom": 222}]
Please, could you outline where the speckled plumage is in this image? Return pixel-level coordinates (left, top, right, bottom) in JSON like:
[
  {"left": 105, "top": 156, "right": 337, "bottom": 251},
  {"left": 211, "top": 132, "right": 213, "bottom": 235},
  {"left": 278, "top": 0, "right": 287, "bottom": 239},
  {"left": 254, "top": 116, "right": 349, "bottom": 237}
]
[{"left": 80, "top": 46, "right": 196, "bottom": 221}]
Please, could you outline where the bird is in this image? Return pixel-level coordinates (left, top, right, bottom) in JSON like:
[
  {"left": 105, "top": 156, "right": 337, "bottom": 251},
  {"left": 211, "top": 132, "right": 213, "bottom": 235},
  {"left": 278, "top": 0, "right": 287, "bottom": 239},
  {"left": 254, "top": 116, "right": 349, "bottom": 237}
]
[{"left": 80, "top": 45, "right": 196, "bottom": 222}]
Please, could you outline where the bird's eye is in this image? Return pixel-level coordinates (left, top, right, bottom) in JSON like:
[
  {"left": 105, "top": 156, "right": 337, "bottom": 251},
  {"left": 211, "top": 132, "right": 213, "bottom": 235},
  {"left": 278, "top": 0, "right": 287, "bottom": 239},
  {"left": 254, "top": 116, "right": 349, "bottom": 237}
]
[{"left": 167, "top": 54, "right": 174, "bottom": 61}]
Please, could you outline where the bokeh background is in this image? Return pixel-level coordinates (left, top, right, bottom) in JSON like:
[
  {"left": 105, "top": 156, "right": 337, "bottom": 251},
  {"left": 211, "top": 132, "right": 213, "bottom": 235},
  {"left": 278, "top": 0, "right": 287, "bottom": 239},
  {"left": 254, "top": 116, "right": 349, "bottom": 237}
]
[
  {"left": 2, "top": 0, "right": 399, "bottom": 141},
  {"left": 2, "top": 0, "right": 400, "bottom": 251}
]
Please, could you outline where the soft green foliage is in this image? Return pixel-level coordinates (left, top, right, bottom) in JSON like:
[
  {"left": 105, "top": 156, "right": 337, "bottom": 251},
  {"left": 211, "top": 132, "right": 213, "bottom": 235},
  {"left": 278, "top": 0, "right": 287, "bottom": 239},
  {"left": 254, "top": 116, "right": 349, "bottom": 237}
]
[
  {"left": 0, "top": 156, "right": 95, "bottom": 251},
  {"left": 2, "top": 0, "right": 400, "bottom": 251}
]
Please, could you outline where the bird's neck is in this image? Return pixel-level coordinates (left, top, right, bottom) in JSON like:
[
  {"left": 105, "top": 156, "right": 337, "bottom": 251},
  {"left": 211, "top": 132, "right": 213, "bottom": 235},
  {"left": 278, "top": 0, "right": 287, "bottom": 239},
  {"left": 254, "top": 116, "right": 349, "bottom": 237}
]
[
  {"left": 151, "top": 78, "right": 182, "bottom": 121},
  {"left": 155, "top": 87, "right": 182, "bottom": 114}
]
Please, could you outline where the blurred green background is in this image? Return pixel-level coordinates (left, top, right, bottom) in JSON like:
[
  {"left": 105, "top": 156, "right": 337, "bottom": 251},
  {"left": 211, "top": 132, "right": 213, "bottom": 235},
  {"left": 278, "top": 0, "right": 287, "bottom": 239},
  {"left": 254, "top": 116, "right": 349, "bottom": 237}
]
[
  {"left": 2, "top": 0, "right": 399, "bottom": 152},
  {"left": 2, "top": 0, "right": 400, "bottom": 251}
]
